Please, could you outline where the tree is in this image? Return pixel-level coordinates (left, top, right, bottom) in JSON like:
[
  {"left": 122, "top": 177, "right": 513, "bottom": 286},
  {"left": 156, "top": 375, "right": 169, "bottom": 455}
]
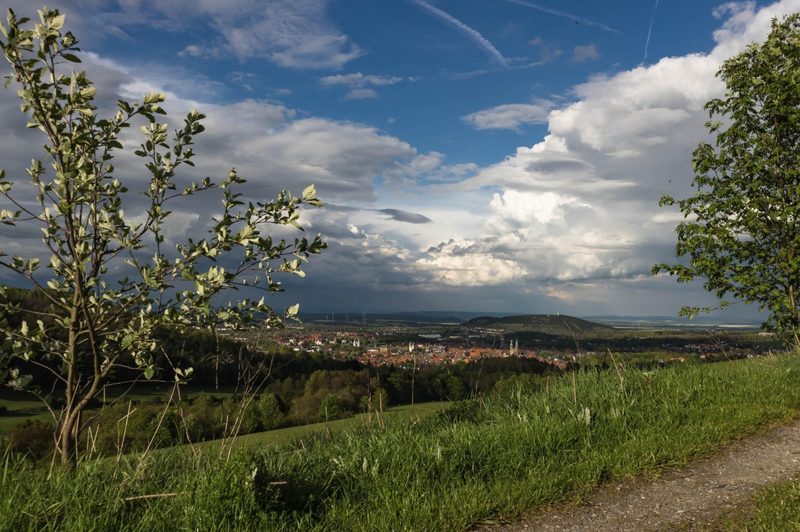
[
  {"left": 318, "top": 393, "right": 343, "bottom": 422},
  {"left": 445, "top": 375, "right": 466, "bottom": 401},
  {"left": 654, "top": 14, "right": 800, "bottom": 348},
  {"left": 0, "top": 8, "right": 326, "bottom": 464},
  {"left": 258, "top": 392, "right": 284, "bottom": 430}
]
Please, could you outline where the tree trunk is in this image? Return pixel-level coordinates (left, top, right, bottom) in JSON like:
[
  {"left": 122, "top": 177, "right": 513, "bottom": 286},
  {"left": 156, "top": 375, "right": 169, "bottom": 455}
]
[
  {"left": 59, "top": 410, "right": 77, "bottom": 466},
  {"left": 787, "top": 284, "right": 800, "bottom": 350}
]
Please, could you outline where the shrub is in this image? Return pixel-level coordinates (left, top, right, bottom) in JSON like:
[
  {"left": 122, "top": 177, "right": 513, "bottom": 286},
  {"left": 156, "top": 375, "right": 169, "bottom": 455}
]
[
  {"left": 319, "top": 394, "right": 343, "bottom": 422},
  {"left": 288, "top": 394, "right": 323, "bottom": 425},
  {"left": 446, "top": 375, "right": 467, "bottom": 401},
  {"left": 491, "top": 373, "right": 539, "bottom": 395},
  {"left": 187, "top": 394, "right": 223, "bottom": 440},
  {"left": 258, "top": 393, "right": 285, "bottom": 430},
  {"left": 8, "top": 420, "right": 55, "bottom": 460}
]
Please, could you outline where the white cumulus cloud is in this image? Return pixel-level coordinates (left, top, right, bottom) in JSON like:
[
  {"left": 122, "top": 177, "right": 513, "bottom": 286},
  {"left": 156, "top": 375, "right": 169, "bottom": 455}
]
[
  {"left": 419, "top": 0, "right": 800, "bottom": 298},
  {"left": 462, "top": 103, "right": 553, "bottom": 130},
  {"left": 321, "top": 73, "right": 405, "bottom": 88}
]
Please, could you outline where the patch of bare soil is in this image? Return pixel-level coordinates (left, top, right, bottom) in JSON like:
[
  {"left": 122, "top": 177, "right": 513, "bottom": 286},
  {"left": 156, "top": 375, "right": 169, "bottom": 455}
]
[{"left": 473, "top": 417, "right": 800, "bottom": 532}]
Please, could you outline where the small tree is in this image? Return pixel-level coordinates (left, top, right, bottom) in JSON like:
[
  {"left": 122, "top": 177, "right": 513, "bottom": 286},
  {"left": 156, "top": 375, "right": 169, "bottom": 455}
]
[
  {"left": 654, "top": 14, "right": 800, "bottom": 348},
  {"left": 0, "top": 8, "right": 326, "bottom": 464},
  {"left": 318, "top": 393, "right": 343, "bottom": 422},
  {"left": 258, "top": 392, "right": 284, "bottom": 430},
  {"left": 445, "top": 375, "right": 466, "bottom": 401}
]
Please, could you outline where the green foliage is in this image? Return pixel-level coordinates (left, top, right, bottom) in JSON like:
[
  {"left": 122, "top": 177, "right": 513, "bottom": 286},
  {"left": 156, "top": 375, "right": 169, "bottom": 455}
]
[
  {"left": 655, "top": 14, "right": 800, "bottom": 347},
  {"left": 318, "top": 394, "right": 343, "bottom": 422},
  {"left": 8, "top": 419, "right": 54, "bottom": 460},
  {"left": 445, "top": 375, "right": 467, "bottom": 401},
  {"left": 258, "top": 393, "right": 285, "bottom": 430},
  {"left": 85, "top": 393, "right": 295, "bottom": 454},
  {"left": 491, "top": 373, "right": 540, "bottom": 395},
  {"left": 4, "top": 356, "right": 800, "bottom": 530},
  {"left": 0, "top": 8, "right": 325, "bottom": 463}
]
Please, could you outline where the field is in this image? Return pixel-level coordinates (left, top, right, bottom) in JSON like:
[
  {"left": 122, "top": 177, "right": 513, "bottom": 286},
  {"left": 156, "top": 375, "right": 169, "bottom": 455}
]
[
  {"left": 197, "top": 401, "right": 447, "bottom": 453},
  {"left": 3, "top": 355, "right": 800, "bottom": 531}
]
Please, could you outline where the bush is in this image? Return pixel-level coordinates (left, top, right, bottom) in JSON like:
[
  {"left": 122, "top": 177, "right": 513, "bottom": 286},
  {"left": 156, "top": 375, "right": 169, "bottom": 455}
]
[
  {"left": 491, "top": 373, "right": 539, "bottom": 395},
  {"left": 446, "top": 375, "right": 467, "bottom": 401},
  {"left": 258, "top": 393, "right": 285, "bottom": 430},
  {"left": 8, "top": 420, "right": 55, "bottom": 460},
  {"left": 186, "top": 394, "right": 223, "bottom": 440},
  {"left": 0, "top": 402, "right": 8, "bottom": 416},
  {"left": 319, "top": 394, "right": 343, "bottom": 422},
  {"left": 288, "top": 394, "right": 323, "bottom": 425}
]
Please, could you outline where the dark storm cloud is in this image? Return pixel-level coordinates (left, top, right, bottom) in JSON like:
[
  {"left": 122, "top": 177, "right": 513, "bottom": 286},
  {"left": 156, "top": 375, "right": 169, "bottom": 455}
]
[
  {"left": 321, "top": 203, "right": 361, "bottom": 212},
  {"left": 526, "top": 159, "right": 593, "bottom": 174},
  {"left": 376, "top": 209, "right": 432, "bottom": 224}
]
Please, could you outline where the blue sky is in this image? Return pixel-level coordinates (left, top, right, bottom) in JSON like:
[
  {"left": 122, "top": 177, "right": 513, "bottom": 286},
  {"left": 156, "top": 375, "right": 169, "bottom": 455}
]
[{"left": 0, "top": 0, "right": 797, "bottom": 319}]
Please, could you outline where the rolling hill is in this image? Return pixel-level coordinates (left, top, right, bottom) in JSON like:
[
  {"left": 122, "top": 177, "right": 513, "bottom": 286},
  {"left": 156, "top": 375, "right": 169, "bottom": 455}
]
[{"left": 464, "top": 314, "right": 613, "bottom": 335}]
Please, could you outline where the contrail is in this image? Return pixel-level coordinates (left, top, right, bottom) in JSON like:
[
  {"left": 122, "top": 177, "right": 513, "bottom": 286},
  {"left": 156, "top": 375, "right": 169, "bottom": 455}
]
[
  {"left": 405, "top": 0, "right": 510, "bottom": 68},
  {"left": 643, "top": 0, "right": 659, "bottom": 64},
  {"left": 500, "top": 0, "right": 619, "bottom": 33}
]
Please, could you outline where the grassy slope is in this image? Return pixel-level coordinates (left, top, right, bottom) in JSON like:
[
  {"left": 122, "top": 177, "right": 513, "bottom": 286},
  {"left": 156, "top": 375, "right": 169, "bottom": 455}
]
[
  {"left": 3, "top": 355, "right": 800, "bottom": 532},
  {"left": 198, "top": 401, "right": 447, "bottom": 453}
]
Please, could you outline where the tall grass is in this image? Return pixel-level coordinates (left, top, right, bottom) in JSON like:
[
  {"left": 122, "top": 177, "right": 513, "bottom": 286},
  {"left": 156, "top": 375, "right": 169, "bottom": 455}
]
[{"left": 3, "top": 355, "right": 800, "bottom": 532}]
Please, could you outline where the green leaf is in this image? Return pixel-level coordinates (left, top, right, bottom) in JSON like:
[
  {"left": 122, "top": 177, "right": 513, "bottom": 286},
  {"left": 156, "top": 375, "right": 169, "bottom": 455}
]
[
  {"left": 655, "top": 13, "right": 800, "bottom": 348},
  {"left": 0, "top": 6, "right": 327, "bottom": 461},
  {"left": 238, "top": 225, "right": 254, "bottom": 242},
  {"left": 50, "top": 13, "right": 66, "bottom": 31}
]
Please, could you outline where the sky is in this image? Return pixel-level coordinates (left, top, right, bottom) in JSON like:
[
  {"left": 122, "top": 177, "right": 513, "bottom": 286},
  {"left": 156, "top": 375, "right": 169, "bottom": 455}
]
[{"left": 0, "top": 0, "right": 797, "bottom": 319}]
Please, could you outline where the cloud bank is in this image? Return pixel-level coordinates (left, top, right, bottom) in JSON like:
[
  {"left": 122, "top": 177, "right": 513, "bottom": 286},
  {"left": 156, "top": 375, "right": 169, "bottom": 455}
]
[
  {"left": 85, "top": 0, "right": 366, "bottom": 69},
  {"left": 2, "top": 0, "right": 800, "bottom": 317}
]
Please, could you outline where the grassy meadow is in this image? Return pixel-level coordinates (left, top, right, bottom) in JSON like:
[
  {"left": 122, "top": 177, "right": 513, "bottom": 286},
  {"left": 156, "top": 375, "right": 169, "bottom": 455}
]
[
  {"left": 196, "top": 401, "right": 448, "bottom": 454},
  {"left": 3, "top": 355, "right": 800, "bottom": 531}
]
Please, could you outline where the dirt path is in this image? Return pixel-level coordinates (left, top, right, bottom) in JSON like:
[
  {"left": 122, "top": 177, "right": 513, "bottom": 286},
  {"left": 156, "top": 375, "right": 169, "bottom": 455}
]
[{"left": 475, "top": 418, "right": 800, "bottom": 531}]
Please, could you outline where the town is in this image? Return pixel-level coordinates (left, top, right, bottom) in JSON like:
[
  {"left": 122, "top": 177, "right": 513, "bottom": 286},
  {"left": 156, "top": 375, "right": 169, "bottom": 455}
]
[{"left": 223, "top": 315, "right": 780, "bottom": 371}]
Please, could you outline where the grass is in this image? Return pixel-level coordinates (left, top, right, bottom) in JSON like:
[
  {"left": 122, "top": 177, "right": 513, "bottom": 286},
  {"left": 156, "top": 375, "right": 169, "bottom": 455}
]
[
  {"left": 694, "top": 476, "right": 800, "bottom": 531},
  {"left": 3, "top": 355, "right": 800, "bottom": 531},
  {"left": 0, "top": 389, "right": 52, "bottom": 436},
  {"left": 195, "top": 401, "right": 448, "bottom": 454}
]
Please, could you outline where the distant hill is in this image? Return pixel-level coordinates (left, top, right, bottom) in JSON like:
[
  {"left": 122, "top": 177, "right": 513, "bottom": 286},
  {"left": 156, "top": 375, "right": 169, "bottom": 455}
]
[
  {"left": 464, "top": 314, "right": 613, "bottom": 335},
  {"left": 299, "top": 312, "right": 467, "bottom": 325}
]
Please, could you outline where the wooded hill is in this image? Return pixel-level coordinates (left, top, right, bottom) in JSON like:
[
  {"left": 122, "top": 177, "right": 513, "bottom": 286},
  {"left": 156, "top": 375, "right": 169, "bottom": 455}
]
[{"left": 464, "top": 314, "right": 613, "bottom": 335}]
